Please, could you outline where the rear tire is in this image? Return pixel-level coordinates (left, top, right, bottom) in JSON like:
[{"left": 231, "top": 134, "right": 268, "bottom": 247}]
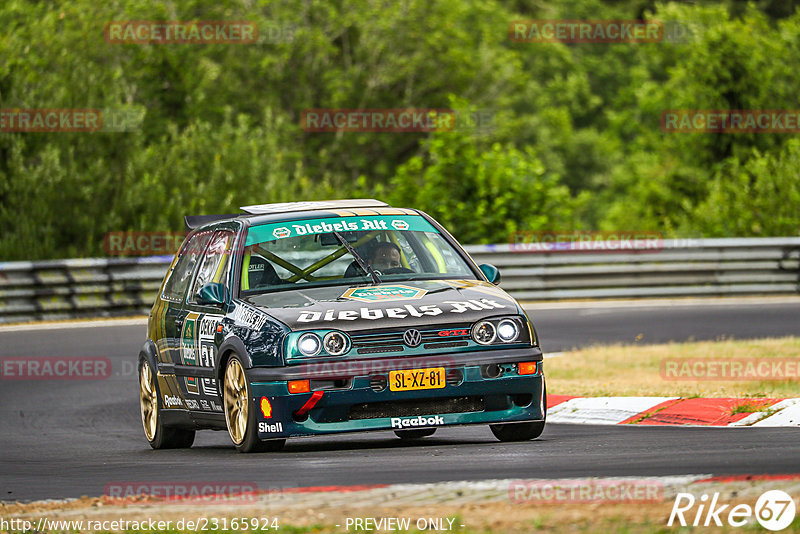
[
  {"left": 139, "top": 359, "right": 195, "bottom": 449},
  {"left": 223, "top": 355, "right": 285, "bottom": 453},
  {"left": 394, "top": 428, "right": 436, "bottom": 440}
]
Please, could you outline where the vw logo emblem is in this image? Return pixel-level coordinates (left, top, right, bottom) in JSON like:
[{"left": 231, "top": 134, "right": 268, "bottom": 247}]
[{"left": 403, "top": 329, "right": 422, "bottom": 347}]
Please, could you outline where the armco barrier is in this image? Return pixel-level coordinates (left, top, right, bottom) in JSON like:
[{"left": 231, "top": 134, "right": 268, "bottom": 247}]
[
  {"left": 464, "top": 237, "right": 800, "bottom": 300},
  {"left": 0, "top": 238, "right": 798, "bottom": 324},
  {"left": 0, "top": 256, "right": 173, "bottom": 324}
]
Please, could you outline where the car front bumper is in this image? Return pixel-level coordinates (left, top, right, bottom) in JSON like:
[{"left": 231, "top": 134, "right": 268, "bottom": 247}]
[{"left": 246, "top": 346, "right": 545, "bottom": 439}]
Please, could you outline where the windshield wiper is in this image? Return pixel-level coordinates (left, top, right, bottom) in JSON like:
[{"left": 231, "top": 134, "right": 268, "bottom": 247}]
[{"left": 333, "top": 231, "right": 381, "bottom": 285}]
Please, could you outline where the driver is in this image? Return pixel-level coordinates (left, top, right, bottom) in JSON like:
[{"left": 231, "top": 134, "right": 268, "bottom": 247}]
[{"left": 368, "top": 241, "right": 403, "bottom": 271}]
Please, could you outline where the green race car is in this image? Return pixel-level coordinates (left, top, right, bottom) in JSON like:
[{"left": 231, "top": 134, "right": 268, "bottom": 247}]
[{"left": 138, "top": 199, "right": 545, "bottom": 452}]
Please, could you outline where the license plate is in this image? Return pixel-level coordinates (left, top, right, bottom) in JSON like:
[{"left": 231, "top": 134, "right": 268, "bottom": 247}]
[{"left": 389, "top": 367, "right": 446, "bottom": 391}]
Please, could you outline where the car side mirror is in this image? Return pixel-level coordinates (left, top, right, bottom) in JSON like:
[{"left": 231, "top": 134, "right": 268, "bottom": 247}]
[
  {"left": 479, "top": 263, "right": 501, "bottom": 284},
  {"left": 196, "top": 282, "right": 228, "bottom": 306}
]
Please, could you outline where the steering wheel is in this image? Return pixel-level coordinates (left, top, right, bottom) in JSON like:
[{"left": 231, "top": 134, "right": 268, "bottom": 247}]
[{"left": 380, "top": 267, "right": 415, "bottom": 275}]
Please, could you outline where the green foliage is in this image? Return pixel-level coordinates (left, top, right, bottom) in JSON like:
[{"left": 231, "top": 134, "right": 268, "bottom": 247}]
[
  {"left": 384, "top": 130, "right": 577, "bottom": 244},
  {"left": 1, "top": 0, "right": 799, "bottom": 260}
]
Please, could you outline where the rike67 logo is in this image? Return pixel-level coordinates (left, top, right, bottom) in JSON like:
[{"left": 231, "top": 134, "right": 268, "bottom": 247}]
[{"left": 669, "top": 490, "right": 796, "bottom": 531}]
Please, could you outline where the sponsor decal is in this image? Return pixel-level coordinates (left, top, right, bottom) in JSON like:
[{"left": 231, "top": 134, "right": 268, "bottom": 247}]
[
  {"left": 340, "top": 284, "right": 427, "bottom": 302},
  {"left": 181, "top": 313, "right": 223, "bottom": 396},
  {"left": 391, "top": 415, "right": 444, "bottom": 429},
  {"left": 391, "top": 219, "right": 409, "bottom": 230},
  {"left": 181, "top": 316, "right": 200, "bottom": 395},
  {"left": 245, "top": 215, "right": 437, "bottom": 245},
  {"left": 272, "top": 227, "right": 291, "bottom": 239},
  {"left": 437, "top": 329, "right": 469, "bottom": 337},
  {"left": 258, "top": 421, "right": 284, "bottom": 433},
  {"left": 185, "top": 399, "right": 200, "bottom": 410},
  {"left": 200, "top": 400, "right": 211, "bottom": 410},
  {"left": 232, "top": 304, "right": 269, "bottom": 330},
  {"left": 297, "top": 299, "right": 505, "bottom": 323},
  {"left": 163, "top": 394, "right": 183, "bottom": 408},
  {"left": 210, "top": 400, "right": 223, "bottom": 412},
  {"left": 260, "top": 397, "right": 273, "bottom": 418}
]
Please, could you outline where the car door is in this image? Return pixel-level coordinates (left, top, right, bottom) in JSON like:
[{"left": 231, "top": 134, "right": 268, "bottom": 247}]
[
  {"left": 158, "top": 229, "right": 213, "bottom": 390},
  {"left": 180, "top": 229, "right": 235, "bottom": 413}
]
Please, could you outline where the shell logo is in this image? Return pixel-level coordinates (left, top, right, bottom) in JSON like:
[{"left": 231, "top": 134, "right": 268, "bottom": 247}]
[{"left": 260, "top": 397, "right": 273, "bottom": 418}]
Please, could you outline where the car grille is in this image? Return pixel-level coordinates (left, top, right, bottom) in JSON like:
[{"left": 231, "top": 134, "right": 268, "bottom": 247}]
[
  {"left": 351, "top": 325, "right": 471, "bottom": 355},
  {"left": 349, "top": 396, "right": 484, "bottom": 420}
]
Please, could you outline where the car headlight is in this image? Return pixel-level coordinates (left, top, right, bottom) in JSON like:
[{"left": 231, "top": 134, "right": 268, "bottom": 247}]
[
  {"left": 496, "top": 319, "right": 520, "bottom": 342},
  {"left": 286, "top": 330, "right": 351, "bottom": 359},
  {"left": 470, "top": 316, "right": 530, "bottom": 346},
  {"left": 472, "top": 321, "right": 496, "bottom": 345},
  {"left": 297, "top": 332, "right": 322, "bottom": 356},
  {"left": 323, "top": 331, "right": 349, "bottom": 355}
]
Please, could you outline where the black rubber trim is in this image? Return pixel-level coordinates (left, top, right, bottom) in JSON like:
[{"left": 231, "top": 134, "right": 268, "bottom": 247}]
[
  {"left": 247, "top": 346, "right": 542, "bottom": 381},
  {"left": 157, "top": 363, "right": 216, "bottom": 379}
]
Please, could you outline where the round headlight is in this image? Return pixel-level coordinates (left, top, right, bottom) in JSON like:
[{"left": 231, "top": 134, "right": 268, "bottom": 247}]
[
  {"left": 323, "top": 331, "right": 349, "bottom": 355},
  {"left": 297, "top": 332, "right": 322, "bottom": 356},
  {"left": 472, "top": 321, "right": 496, "bottom": 345},
  {"left": 497, "top": 319, "right": 520, "bottom": 342}
]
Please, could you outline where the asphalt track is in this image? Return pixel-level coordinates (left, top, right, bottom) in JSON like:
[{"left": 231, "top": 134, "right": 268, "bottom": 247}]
[{"left": 1, "top": 299, "right": 799, "bottom": 502}]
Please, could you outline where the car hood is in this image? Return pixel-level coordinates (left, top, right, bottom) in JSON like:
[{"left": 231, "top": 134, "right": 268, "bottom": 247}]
[{"left": 243, "top": 279, "right": 520, "bottom": 331}]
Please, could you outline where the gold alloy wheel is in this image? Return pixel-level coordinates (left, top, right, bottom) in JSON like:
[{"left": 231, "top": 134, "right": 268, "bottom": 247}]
[
  {"left": 224, "top": 359, "right": 249, "bottom": 445},
  {"left": 139, "top": 361, "right": 157, "bottom": 441}
]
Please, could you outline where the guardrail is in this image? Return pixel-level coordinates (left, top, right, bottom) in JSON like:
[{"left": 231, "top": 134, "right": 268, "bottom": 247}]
[
  {"left": 0, "top": 238, "right": 798, "bottom": 324},
  {"left": 464, "top": 237, "right": 800, "bottom": 300}
]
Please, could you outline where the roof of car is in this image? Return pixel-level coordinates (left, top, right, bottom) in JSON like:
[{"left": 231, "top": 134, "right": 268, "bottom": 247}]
[
  {"left": 185, "top": 199, "right": 420, "bottom": 232},
  {"left": 240, "top": 199, "right": 388, "bottom": 214}
]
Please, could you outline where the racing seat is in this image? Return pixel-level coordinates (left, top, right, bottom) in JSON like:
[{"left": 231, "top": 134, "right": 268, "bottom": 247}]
[{"left": 247, "top": 255, "right": 283, "bottom": 288}]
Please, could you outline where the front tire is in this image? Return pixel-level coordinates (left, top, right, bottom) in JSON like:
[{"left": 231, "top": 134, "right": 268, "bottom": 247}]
[
  {"left": 490, "top": 384, "right": 546, "bottom": 442},
  {"left": 394, "top": 428, "right": 436, "bottom": 440},
  {"left": 223, "top": 356, "right": 285, "bottom": 453},
  {"left": 139, "top": 359, "right": 195, "bottom": 449},
  {"left": 490, "top": 421, "right": 545, "bottom": 441}
]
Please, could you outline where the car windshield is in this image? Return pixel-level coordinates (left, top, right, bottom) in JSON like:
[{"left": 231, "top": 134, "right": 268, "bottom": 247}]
[{"left": 240, "top": 215, "right": 476, "bottom": 294}]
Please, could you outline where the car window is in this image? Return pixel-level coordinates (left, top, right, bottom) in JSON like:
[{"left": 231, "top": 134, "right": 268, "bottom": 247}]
[
  {"left": 161, "top": 231, "right": 212, "bottom": 302},
  {"left": 241, "top": 215, "right": 476, "bottom": 294},
  {"left": 188, "top": 230, "right": 234, "bottom": 303}
]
